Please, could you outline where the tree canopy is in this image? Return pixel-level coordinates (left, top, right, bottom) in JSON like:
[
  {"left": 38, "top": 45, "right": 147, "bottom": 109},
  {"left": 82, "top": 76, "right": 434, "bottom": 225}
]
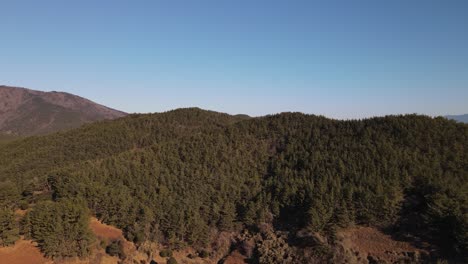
[{"left": 0, "top": 108, "right": 466, "bottom": 260}]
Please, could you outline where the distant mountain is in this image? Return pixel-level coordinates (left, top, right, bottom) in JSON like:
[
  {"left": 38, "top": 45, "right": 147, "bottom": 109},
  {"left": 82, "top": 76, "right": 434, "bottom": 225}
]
[
  {"left": 446, "top": 114, "right": 468, "bottom": 123},
  {"left": 0, "top": 85, "right": 126, "bottom": 135}
]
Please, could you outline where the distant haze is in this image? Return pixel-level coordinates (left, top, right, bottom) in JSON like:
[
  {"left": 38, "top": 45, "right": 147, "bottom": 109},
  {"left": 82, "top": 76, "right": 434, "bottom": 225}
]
[
  {"left": 446, "top": 114, "right": 468, "bottom": 123},
  {"left": 1, "top": 1, "right": 467, "bottom": 118}
]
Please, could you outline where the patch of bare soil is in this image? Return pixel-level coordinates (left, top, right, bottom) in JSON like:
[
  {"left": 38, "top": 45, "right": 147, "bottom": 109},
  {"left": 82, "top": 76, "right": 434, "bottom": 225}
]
[
  {"left": 14, "top": 209, "right": 28, "bottom": 221},
  {"left": 89, "top": 218, "right": 152, "bottom": 264},
  {"left": 336, "top": 226, "right": 428, "bottom": 263},
  {"left": 89, "top": 217, "right": 123, "bottom": 241},
  {"left": 53, "top": 252, "right": 119, "bottom": 264},
  {"left": 0, "top": 239, "right": 51, "bottom": 264},
  {"left": 223, "top": 250, "right": 247, "bottom": 264}
]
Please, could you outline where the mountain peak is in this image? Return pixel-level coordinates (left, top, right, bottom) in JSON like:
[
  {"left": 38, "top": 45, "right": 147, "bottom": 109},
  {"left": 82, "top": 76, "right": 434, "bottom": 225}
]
[{"left": 0, "top": 85, "right": 126, "bottom": 135}]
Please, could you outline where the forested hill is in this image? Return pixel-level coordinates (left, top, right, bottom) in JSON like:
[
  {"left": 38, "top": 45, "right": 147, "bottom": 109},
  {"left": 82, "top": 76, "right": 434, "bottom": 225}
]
[{"left": 0, "top": 108, "right": 466, "bottom": 262}]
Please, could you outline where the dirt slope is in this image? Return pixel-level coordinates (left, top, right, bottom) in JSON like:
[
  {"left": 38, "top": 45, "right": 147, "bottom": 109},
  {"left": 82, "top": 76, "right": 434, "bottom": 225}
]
[
  {"left": 90, "top": 218, "right": 124, "bottom": 241},
  {"left": 0, "top": 239, "right": 51, "bottom": 264},
  {"left": 335, "top": 226, "right": 428, "bottom": 263}
]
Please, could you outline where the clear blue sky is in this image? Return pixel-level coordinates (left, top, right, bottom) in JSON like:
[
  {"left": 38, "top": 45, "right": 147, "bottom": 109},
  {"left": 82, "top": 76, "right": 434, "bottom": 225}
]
[{"left": 1, "top": 0, "right": 467, "bottom": 118}]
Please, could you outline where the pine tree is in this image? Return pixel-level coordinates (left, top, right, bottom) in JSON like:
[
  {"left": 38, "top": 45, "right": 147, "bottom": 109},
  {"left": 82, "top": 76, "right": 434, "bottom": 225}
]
[{"left": 0, "top": 208, "right": 19, "bottom": 246}]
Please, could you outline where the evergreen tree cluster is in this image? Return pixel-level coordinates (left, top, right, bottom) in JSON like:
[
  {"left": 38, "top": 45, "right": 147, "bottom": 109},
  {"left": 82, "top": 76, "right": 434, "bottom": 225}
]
[
  {"left": 23, "top": 199, "right": 94, "bottom": 258},
  {"left": 0, "top": 208, "right": 19, "bottom": 246},
  {"left": 0, "top": 108, "right": 466, "bottom": 260}
]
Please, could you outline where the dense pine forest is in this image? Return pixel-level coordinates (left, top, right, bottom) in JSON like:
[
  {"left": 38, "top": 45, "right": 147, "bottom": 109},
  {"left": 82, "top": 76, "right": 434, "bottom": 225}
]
[{"left": 0, "top": 108, "right": 466, "bottom": 263}]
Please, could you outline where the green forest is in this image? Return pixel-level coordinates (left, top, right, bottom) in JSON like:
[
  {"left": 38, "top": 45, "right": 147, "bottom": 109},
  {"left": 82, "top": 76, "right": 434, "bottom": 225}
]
[{"left": 0, "top": 108, "right": 466, "bottom": 262}]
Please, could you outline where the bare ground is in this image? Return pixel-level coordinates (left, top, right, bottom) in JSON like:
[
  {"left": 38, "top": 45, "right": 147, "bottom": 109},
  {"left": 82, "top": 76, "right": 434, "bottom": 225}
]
[
  {"left": 0, "top": 239, "right": 51, "bottom": 264},
  {"left": 335, "top": 226, "right": 428, "bottom": 263},
  {"left": 89, "top": 217, "right": 124, "bottom": 241}
]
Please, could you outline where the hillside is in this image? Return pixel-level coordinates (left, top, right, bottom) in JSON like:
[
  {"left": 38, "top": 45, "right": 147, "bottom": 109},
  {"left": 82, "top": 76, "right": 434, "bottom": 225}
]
[
  {"left": 0, "top": 133, "right": 19, "bottom": 144},
  {"left": 0, "top": 85, "right": 126, "bottom": 135},
  {"left": 0, "top": 108, "right": 466, "bottom": 263},
  {"left": 446, "top": 114, "right": 468, "bottom": 123}
]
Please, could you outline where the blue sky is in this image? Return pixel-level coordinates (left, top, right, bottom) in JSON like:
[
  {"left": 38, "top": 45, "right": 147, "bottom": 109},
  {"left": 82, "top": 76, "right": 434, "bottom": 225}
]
[{"left": 1, "top": 0, "right": 467, "bottom": 118}]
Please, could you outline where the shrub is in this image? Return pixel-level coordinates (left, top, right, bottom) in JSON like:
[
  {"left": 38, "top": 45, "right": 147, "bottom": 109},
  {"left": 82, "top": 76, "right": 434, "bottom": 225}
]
[
  {"left": 0, "top": 208, "right": 19, "bottom": 246},
  {"left": 106, "top": 240, "right": 125, "bottom": 259},
  {"left": 99, "top": 240, "right": 107, "bottom": 249},
  {"left": 167, "top": 257, "right": 177, "bottom": 264},
  {"left": 19, "top": 200, "right": 29, "bottom": 210},
  {"left": 198, "top": 249, "right": 209, "bottom": 258},
  {"left": 159, "top": 249, "right": 173, "bottom": 257}
]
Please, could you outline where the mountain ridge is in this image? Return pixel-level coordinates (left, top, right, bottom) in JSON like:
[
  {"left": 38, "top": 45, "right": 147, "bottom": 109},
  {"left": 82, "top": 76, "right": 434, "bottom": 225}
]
[
  {"left": 0, "top": 85, "right": 126, "bottom": 135},
  {"left": 446, "top": 114, "right": 468, "bottom": 123}
]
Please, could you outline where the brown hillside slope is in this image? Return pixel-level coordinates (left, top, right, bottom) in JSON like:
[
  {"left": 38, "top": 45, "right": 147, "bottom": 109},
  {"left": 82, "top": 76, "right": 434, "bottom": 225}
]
[
  {"left": 0, "top": 240, "right": 51, "bottom": 264},
  {"left": 334, "top": 226, "right": 428, "bottom": 263},
  {"left": 0, "top": 85, "right": 126, "bottom": 135}
]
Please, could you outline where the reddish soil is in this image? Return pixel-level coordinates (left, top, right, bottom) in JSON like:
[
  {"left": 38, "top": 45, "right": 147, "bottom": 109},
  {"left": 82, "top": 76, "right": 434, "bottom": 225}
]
[
  {"left": 223, "top": 250, "right": 248, "bottom": 264},
  {"left": 0, "top": 239, "right": 51, "bottom": 264},
  {"left": 89, "top": 217, "right": 123, "bottom": 241},
  {"left": 343, "top": 226, "right": 416, "bottom": 253},
  {"left": 337, "top": 226, "right": 426, "bottom": 263},
  {"left": 89, "top": 217, "right": 144, "bottom": 263}
]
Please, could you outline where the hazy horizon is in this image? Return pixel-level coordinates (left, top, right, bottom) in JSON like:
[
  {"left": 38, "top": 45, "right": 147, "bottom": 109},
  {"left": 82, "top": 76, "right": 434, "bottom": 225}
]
[{"left": 1, "top": 0, "right": 467, "bottom": 119}]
